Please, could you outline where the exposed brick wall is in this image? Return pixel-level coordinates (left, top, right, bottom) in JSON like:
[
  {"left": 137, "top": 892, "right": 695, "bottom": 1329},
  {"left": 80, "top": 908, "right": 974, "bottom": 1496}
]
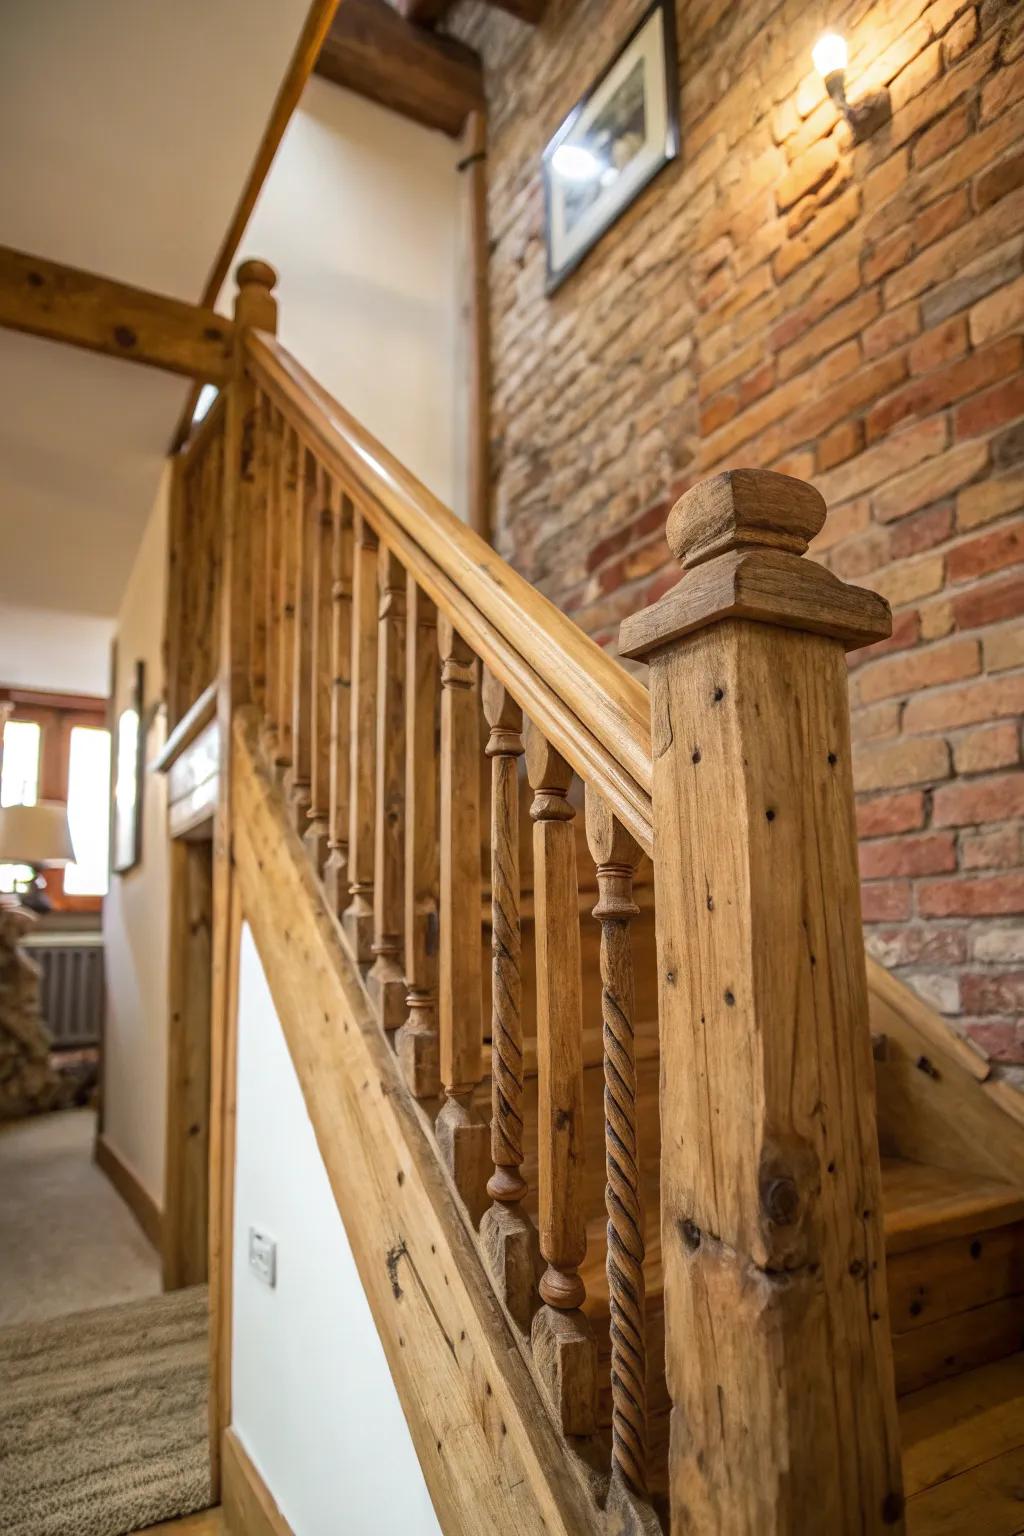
[{"left": 449, "top": 0, "right": 1024, "bottom": 1058}]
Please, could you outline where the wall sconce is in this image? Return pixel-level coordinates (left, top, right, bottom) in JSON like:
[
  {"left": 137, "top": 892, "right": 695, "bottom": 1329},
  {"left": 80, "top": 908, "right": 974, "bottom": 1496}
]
[{"left": 812, "top": 31, "right": 891, "bottom": 141}]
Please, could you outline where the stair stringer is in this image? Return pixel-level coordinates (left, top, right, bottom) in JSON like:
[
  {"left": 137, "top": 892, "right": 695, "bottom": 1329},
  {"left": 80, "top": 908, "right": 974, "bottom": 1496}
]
[{"left": 230, "top": 709, "right": 600, "bottom": 1536}]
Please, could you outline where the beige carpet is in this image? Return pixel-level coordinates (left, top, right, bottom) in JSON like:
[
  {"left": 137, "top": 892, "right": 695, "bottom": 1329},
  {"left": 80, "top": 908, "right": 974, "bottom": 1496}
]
[
  {"left": 0, "top": 1109, "right": 160, "bottom": 1327},
  {"left": 0, "top": 1287, "right": 212, "bottom": 1536}
]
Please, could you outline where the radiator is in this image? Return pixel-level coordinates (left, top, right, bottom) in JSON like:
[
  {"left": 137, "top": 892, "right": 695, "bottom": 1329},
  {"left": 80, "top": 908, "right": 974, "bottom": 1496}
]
[{"left": 22, "top": 933, "right": 105, "bottom": 1049}]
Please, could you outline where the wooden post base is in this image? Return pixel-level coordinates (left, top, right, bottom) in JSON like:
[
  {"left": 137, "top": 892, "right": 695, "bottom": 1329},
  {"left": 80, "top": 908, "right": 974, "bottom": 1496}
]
[
  {"left": 436, "top": 1094, "right": 489, "bottom": 1227},
  {"left": 480, "top": 1202, "right": 540, "bottom": 1333},
  {"left": 531, "top": 1304, "right": 597, "bottom": 1438}
]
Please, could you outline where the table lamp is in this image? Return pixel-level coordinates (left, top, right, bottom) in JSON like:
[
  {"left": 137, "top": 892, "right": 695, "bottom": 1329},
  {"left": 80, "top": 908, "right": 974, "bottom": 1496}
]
[{"left": 0, "top": 801, "right": 76, "bottom": 912}]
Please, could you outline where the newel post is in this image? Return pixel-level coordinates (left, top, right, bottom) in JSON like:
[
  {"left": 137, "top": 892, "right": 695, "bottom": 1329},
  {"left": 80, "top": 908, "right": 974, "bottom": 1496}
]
[{"left": 619, "top": 470, "right": 904, "bottom": 1535}]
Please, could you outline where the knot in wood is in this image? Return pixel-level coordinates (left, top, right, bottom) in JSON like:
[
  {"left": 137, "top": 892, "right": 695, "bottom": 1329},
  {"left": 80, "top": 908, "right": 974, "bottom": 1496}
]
[
  {"left": 760, "top": 1174, "right": 800, "bottom": 1227},
  {"left": 666, "top": 468, "right": 826, "bottom": 571}
]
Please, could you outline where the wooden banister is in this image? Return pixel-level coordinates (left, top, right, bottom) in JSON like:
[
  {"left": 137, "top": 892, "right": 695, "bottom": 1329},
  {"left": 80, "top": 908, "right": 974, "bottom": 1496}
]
[
  {"left": 243, "top": 331, "right": 654, "bottom": 854},
  {"left": 619, "top": 468, "right": 903, "bottom": 1533}
]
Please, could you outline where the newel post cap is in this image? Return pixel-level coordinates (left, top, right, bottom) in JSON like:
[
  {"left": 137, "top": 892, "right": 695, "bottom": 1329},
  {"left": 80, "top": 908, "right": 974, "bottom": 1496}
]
[
  {"left": 232, "top": 258, "right": 278, "bottom": 334},
  {"left": 619, "top": 467, "right": 891, "bottom": 660}
]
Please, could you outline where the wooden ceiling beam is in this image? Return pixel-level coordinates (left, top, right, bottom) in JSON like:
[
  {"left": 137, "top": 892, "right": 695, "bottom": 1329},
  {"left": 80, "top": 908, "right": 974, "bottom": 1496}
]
[
  {"left": 314, "top": 0, "right": 484, "bottom": 138},
  {"left": 0, "top": 245, "right": 235, "bottom": 384},
  {"left": 393, "top": 0, "right": 545, "bottom": 26}
]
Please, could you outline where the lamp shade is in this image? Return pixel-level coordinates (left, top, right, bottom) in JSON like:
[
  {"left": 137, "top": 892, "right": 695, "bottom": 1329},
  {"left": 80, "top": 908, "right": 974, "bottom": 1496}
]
[{"left": 0, "top": 801, "right": 76, "bottom": 866}]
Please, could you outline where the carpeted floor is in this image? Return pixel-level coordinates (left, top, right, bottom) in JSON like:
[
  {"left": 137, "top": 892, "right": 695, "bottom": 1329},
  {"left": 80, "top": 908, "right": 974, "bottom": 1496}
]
[
  {"left": 0, "top": 1286, "right": 212, "bottom": 1536},
  {"left": 0, "top": 1109, "right": 160, "bottom": 1327}
]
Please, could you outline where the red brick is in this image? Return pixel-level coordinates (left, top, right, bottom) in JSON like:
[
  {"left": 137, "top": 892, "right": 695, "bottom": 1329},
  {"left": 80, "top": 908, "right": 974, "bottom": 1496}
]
[
  {"left": 863, "top": 229, "right": 913, "bottom": 286},
  {"left": 872, "top": 439, "right": 988, "bottom": 523},
  {"left": 913, "top": 188, "right": 970, "bottom": 252},
  {"left": 853, "top": 700, "right": 903, "bottom": 741},
  {"left": 857, "top": 790, "right": 927, "bottom": 839},
  {"left": 904, "top": 673, "right": 1024, "bottom": 731},
  {"left": 952, "top": 723, "right": 1022, "bottom": 774},
  {"left": 963, "top": 1020, "right": 1024, "bottom": 1060},
  {"left": 933, "top": 771, "right": 1024, "bottom": 826},
  {"left": 918, "top": 873, "right": 1024, "bottom": 915},
  {"left": 859, "top": 831, "right": 958, "bottom": 878},
  {"left": 738, "top": 359, "right": 774, "bottom": 407},
  {"left": 890, "top": 504, "right": 954, "bottom": 560},
  {"left": 961, "top": 825, "right": 1022, "bottom": 868},
  {"left": 856, "top": 636, "right": 980, "bottom": 703},
  {"left": 956, "top": 374, "right": 1024, "bottom": 438},
  {"left": 970, "top": 274, "right": 1024, "bottom": 348},
  {"left": 986, "top": 626, "right": 1024, "bottom": 671},
  {"left": 861, "top": 880, "right": 913, "bottom": 921},
  {"left": 954, "top": 571, "right": 1024, "bottom": 629},
  {"left": 943, "top": 6, "right": 978, "bottom": 65},
  {"left": 909, "top": 316, "right": 968, "bottom": 376},
  {"left": 817, "top": 419, "right": 864, "bottom": 473},
  {"left": 774, "top": 188, "right": 860, "bottom": 281},
  {"left": 848, "top": 609, "right": 921, "bottom": 671},
  {"left": 777, "top": 291, "right": 881, "bottom": 382},
  {"left": 864, "top": 303, "right": 922, "bottom": 361},
  {"left": 816, "top": 416, "right": 949, "bottom": 505},
  {"left": 957, "top": 473, "right": 1024, "bottom": 530},
  {"left": 892, "top": 40, "right": 944, "bottom": 113},
  {"left": 866, "top": 337, "right": 1023, "bottom": 443},
  {"left": 976, "top": 149, "right": 1024, "bottom": 213},
  {"left": 949, "top": 523, "right": 1024, "bottom": 582},
  {"left": 700, "top": 393, "right": 739, "bottom": 434},
  {"left": 776, "top": 140, "right": 839, "bottom": 211},
  {"left": 811, "top": 497, "right": 871, "bottom": 554},
  {"left": 981, "top": 56, "right": 1024, "bottom": 124},
  {"left": 913, "top": 102, "right": 971, "bottom": 169},
  {"left": 865, "top": 925, "right": 967, "bottom": 967},
  {"left": 853, "top": 735, "right": 951, "bottom": 791},
  {"left": 961, "top": 971, "right": 1024, "bottom": 1014},
  {"left": 874, "top": 552, "right": 946, "bottom": 607}
]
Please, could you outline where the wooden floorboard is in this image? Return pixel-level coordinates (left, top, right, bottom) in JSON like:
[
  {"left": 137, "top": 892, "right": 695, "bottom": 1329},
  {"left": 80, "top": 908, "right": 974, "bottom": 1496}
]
[
  {"left": 131, "top": 1510, "right": 224, "bottom": 1535},
  {"left": 906, "top": 1443, "right": 1024, "bottom": 1534}
]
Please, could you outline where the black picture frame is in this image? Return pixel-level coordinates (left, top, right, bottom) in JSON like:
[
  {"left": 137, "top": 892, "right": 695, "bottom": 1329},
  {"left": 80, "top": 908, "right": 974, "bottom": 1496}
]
[
  {"left": 112, "top": 657, "right": 145, "bottom": 875},
  {"left": 542, "top": 0, "right": 680, "bottom": 293}
]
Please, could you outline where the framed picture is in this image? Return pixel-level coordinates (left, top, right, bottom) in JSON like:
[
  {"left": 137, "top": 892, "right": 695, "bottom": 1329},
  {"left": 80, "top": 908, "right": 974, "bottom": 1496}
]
[
  {"left": 112, "top": 658, "right": 144, "bottom": 875},
  {"left": 542, "top": 0, "right": 679, "bottom": 292}
]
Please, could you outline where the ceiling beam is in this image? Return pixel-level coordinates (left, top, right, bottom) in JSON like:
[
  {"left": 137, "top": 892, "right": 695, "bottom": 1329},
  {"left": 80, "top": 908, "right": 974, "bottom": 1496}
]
[
  {"left": 0, "top": 245, "right": 235, "bottom": 384},
  {"left": 392, "top": 0, "right": 545, "bottom": 26},
  {"left": 314, "top": 0, "right": 484, "bottom": 138}
]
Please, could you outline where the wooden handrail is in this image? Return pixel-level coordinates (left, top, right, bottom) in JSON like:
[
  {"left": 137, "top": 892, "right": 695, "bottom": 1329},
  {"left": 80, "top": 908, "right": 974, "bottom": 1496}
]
[
  {"left": 151, "top": 680, "right": 218, "bottom": 773},
  {"left": 243, "top": 331, "right": 655, "bottom": 854}
]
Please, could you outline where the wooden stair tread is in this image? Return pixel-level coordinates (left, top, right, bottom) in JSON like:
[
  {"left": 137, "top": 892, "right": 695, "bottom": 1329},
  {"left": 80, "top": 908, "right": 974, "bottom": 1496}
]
[
  {"left": 577, "top": 1158, "right": 1024, "bottom": 1319},
  {"left": 881, "top": 1157, "right": 1024, "bottom": 1255}
]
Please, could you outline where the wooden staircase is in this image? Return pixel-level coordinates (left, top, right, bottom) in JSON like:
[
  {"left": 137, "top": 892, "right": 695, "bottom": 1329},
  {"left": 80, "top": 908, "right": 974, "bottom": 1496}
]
[{"left": 167, "top": 261, "right": 1024, "bottom": 1536}]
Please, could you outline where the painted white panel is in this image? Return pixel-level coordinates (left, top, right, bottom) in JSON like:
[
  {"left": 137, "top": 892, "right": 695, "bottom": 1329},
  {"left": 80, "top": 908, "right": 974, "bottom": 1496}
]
[
  {"left": 232, "top": 923, "right": 443, "bottom": 1536},
  {"left": 0, "top": 602, "right": 113, "bottom": 695},
  {"left": 101, "top": 470, "right": 171, "bottom": 1204},
  {"left": 224, "top": 79, "right": 464, "bottom": 514}
]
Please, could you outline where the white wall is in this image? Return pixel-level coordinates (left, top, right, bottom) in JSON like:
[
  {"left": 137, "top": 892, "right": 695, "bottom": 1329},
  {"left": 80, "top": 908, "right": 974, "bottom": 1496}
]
[
  {"left": 224, "top": 77, "right": 465, "bottom": 512},
  {"left": 101, "top": 468, "right": 171, "bottom": 1205},
  {"left": 0, "top": 602, "right": 112, "bottom": 695},
  {"left": 233, "top": 924, "right": 443, "bottom": 1536}
]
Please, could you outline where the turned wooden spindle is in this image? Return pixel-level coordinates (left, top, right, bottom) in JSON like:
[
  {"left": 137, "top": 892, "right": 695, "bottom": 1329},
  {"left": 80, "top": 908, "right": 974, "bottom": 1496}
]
[
  {"left": 273, "top": 423, "right": 299, "bottom": 781},
  {"left": 287, "top": 444, "right": 316, "bottom": 834},
  {"left": 585, "top": 789, "right": 647, "bottom": 1500},
  {"left": 304, "top": 464, "right": 334, "bottom": 872},
  {"left": 435, "top": 615, "right": 489, "bottom": 1226},
  {"left": 367, "top": 546, "right": 407, "bottom": 1029},
  {"left": 247, "top": 394, "right": 270, "bottom": 712},
  {"left": 396, "top": 578, "right": 440, "bottom": 1098},
  {"left": 262, "top": 410, "right": 283, "bottom": 763},
  {"left": 479, "top": 673, "right": 538, "bottom": 1331},
  {"left": 341, "top": 507, "right": 379, "bottom": 963},
  {"left": 619, "top": 468, "right": 901, "bottom": 1535},
  {"left": 525, "top": 723, "right": 596, "bottom": 1437},
  {"left": 323, "top": 487, "right": 353, "bottom": 914}
]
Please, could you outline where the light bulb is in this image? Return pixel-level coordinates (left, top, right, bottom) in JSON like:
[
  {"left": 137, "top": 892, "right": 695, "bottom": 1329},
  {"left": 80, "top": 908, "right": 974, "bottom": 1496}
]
[
  {"left": 551, "top": 144, "right": 601, "bottom": 183},
  {"left": 812, "top": 31, "right": 848, "bottom": 78}
]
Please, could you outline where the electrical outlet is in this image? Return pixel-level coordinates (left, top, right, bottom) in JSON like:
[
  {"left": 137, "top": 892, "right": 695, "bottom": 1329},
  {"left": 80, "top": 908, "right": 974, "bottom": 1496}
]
[{"left": 248, "top": 1227, "right": 277, "bottom": 1288}]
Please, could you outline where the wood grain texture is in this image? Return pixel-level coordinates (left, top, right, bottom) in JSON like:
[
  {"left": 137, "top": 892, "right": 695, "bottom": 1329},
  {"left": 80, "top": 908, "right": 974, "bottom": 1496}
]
[
  {"left": 643, "top": 620, "right": 903, "bottom": 1533},
  {"left": 436, "top": 616, "right": 489, "bottom": 1225},
  {"left": 94, "top": 1132, "right": 162, "bottom": 1251},
  {"left": 367, "top": 546, "right": 408, "bottom": 1029},
  {"left": 341, "top": 509, "right": 379, "bottom": 962},
  {"left": 273, "top": 427, "right": 299, "bottom": 775},
  {"left": 230, "top": 708, "right": 604, "bottom": 1536},
  {"left": 304, "top": 464, "right": 334, "bottom": 870},
  {"left": 0, "top": 243, "right": 234, "bottom": 382},
  {"left": 461, "top": 112, "right": 491, "bottom": 543},
  {"left": 585, "top": 789, "right": 647, "bottom": 1500},
  {"left": 315, "top": 0, "right": 483, "bottom": 137},
  {"left": 323, "top": 487, "right": 353, "bottom": 913},
  {"left": 286, "top": 445, "right": 316, "bottom": 831},
  {"left": 222, "top": 1429, "right": 292, "bottom": 1536},
  {"left": 396, "top": 578, "right": 441, "bottom": 1099}
]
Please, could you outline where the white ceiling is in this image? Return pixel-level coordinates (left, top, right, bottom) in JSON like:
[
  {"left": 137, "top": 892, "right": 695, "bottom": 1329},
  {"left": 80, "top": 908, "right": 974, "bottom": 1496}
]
[{"left": 0, "top": 0, "right": 312, "bottom": 618}]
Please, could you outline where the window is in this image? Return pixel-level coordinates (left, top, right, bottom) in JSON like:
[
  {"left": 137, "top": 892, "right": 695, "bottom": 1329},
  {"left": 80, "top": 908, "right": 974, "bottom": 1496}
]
[{"left": 64, "top": 726, "right": 112, "bottom": 897}]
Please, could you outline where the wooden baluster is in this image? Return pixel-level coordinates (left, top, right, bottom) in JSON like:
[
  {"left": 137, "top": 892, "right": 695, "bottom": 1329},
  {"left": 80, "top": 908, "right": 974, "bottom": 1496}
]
[
  {"left": 585, "top": 790, "right": 647, "bottom": 1501},
  {"left": 396, "top": 577, "right": 440, "bottom": 1097},
  {"left": 341, "top": 507, "right": 379, "bottom": 963},
  {"left": 367, "top": 546, "right": 407, "bottom": 1029},
  {"left": 619, "top": 468, "right": 902, "bottom": 1533},
  {"left": 287, "top": 444, "right": 315, "bottom": 833},
  {"left": 435, "top": 616, "right": 488, "bottom": 1226},
  {"left": 262, "top": 410, "right": 282, "bottom": 763},
  {"left": 323, "top": 488, "right": 354, "bottom": 914},
  {"left": 304, "top": 463, "right": 334, "bottom": 872},
  {"left": 273, "top": 423, "right": 298, "bottom": 782},
  {"left": 247, "top": 394, "right": 269, "bottom": 713},
  {"left": 525, "top": 724, "right": 596, "bottom": 1437},
  {"left": 479, "top": 673, "right": 538, "bottom": 1331}
]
